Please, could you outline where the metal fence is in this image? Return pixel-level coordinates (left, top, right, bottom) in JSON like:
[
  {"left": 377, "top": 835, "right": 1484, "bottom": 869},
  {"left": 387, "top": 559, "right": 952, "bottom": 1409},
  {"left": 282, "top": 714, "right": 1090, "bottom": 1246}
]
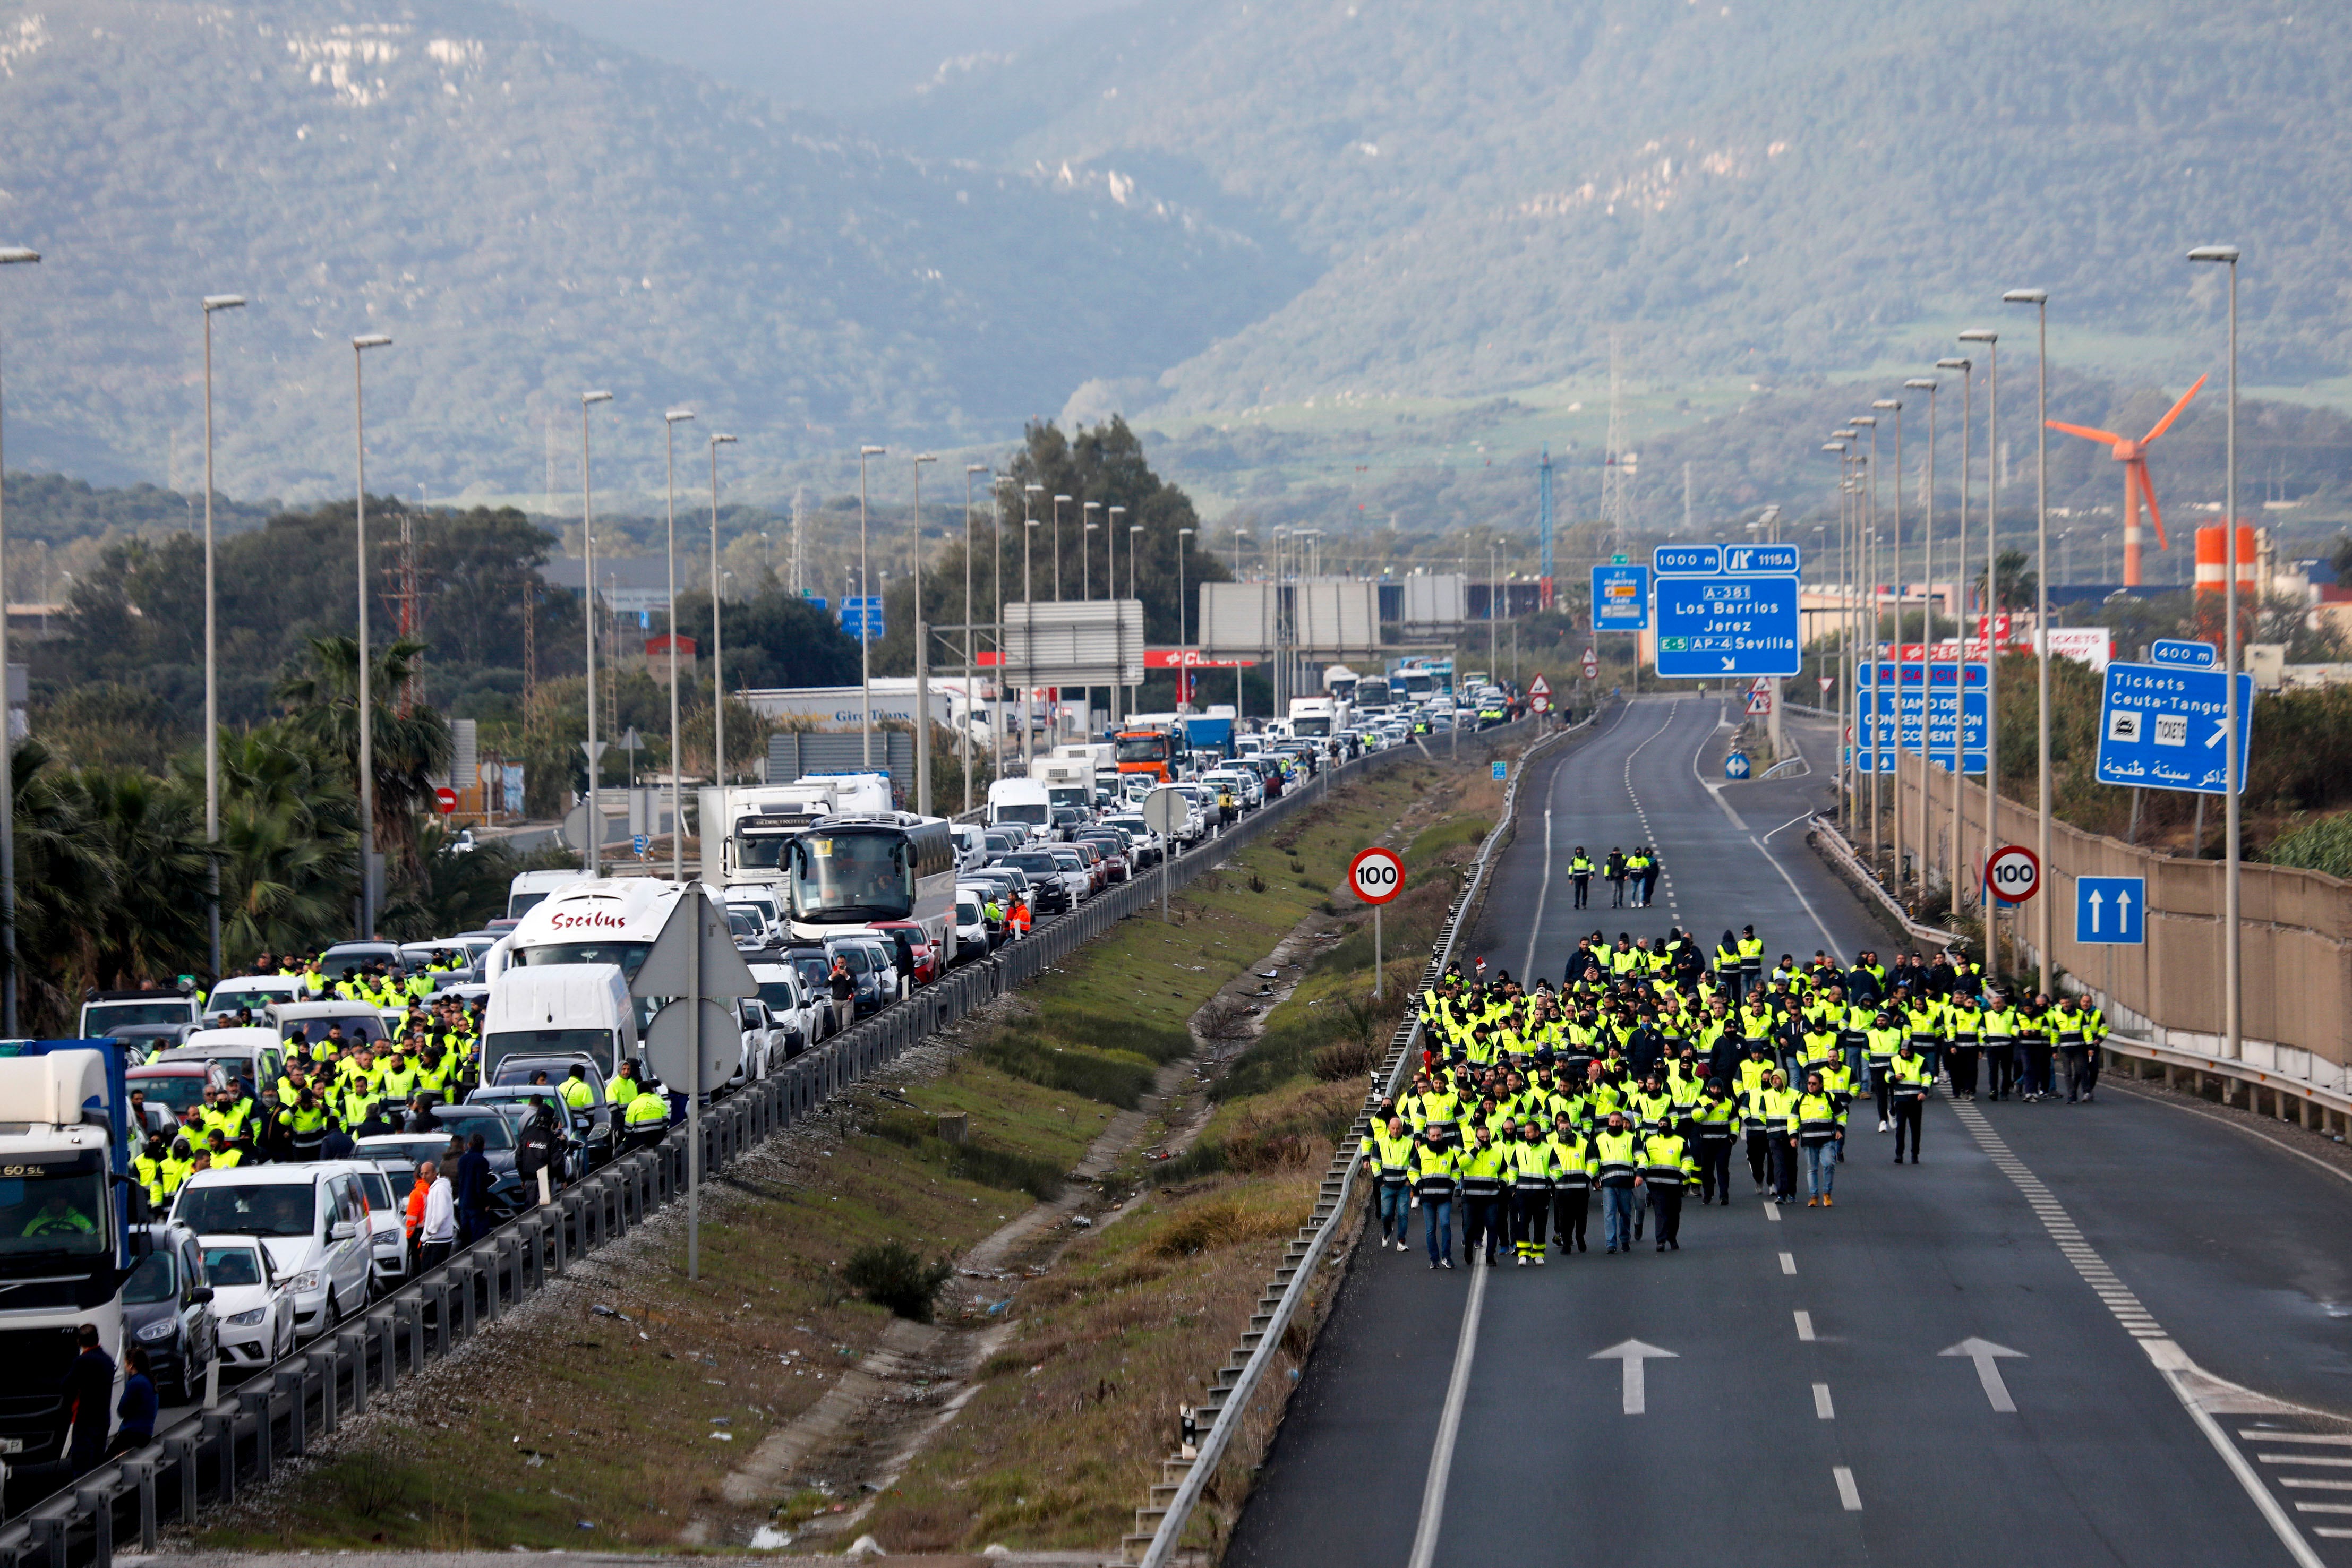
[
  {"left": 1130, "top": 709, "right": 1594, "bottom": 1566},
  {"left": 0, "top": 733, "right": 1457, "bottom": 1568}
]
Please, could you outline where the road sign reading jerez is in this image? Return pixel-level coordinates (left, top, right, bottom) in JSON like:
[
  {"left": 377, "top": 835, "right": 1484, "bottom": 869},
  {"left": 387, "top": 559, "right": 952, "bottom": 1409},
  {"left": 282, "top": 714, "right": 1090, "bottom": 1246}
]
[
  {"left": 1653, "top": 543, "right": 1801, "bottom": 679},
  {"left": 2094, "top": 661, "right": 2253, "bottom": 795}
]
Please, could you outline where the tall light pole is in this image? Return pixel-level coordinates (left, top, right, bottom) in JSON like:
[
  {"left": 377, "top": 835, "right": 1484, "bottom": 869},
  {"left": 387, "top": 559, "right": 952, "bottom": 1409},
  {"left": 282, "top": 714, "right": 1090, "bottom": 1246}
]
[
  {"left": 579, "top": 391, "right": 614, "bottom": 876},
  {"left": 662, "top": 408, "right": 695, "bottom": 881},
  {"left": 1177, "top": 528, "right": 1196, "bottom": 711},
  {"left": 1906, "top": 376, "right": 1941, "bottom": 902},
  {"left": 200, "top": 293, "right": 245, "bottom": 977},
  {"left": 962, "top": 464, "right": 988, "bottom": 812},
  {"left": 0, "top": 245, "right": 37, "bottom": 1034},
  {"left": 2190, "top": 244, "right": 2243, "bottom": 1063},
  {"left": 911, "top": 452, "right": 936, "bottom": 816},
  {"left": 1082, "top": 500, "right": 1101, "bottom": 599},
  {"left": 1938, "top": 356, "right": 1974, "bottom": 928},
  {"left": 1021, "top": 482, "right": 1042, "bottom": 765},
  {"left": 857, "top": 444, "right": 886, "bottom": 769},
  {"left": 993, "top": 477, "right": 1011, "bottom": 777},
  {"left": 1824, "top": 443, "right": 1850, "bottom": 829},
  {"left": 1875, "top": 399, "right": 1906, "bottom": 888},
  {"left": 708, "top": 432, "right": 737, "bottom": 796},
  {"left": 1960, "top": 328, "right": 2000, "bottom": 981},
  {"left": 2004, "top": 288, "right": 2052, "bottom": 997},
  {"left": 1052, "top": 495, "right": 1071, "bottom": 601},
  {"left": 1108, "top": 504, "right": 1127, "bottom": 727},
  {"left": 350, "top": 333, "right": 392, "bottom": 937}
]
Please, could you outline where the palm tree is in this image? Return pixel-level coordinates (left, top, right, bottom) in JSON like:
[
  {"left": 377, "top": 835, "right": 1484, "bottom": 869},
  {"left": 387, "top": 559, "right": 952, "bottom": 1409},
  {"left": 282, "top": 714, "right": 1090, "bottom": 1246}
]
[
  {"left": 275, "top": 636, "right": 454, "bottom": 889},
  {"left": 218, "top": 799, "right": 355, "bottom": 964},
  {"left": 7, "top": 738, "right": 112, "bottom": 1029},
  {"left": 70, "top": 766, "right": 208, "bottom": 990}
]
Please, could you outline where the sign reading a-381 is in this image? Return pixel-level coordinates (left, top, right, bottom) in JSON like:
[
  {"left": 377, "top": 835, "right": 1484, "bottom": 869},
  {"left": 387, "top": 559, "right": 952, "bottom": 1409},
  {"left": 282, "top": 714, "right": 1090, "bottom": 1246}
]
[{"left": 1652, "top": 543, "right": 1802, "bottom": 680}]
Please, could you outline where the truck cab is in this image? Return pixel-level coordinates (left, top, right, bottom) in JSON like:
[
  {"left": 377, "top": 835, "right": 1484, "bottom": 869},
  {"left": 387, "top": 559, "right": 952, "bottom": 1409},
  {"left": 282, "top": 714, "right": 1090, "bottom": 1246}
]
[
  {"left": 1114, "top": 726, "right": 1183, "bottom": 784},
  {"left": 78, "top": 989, "right": 202, "bottom": 1057}
]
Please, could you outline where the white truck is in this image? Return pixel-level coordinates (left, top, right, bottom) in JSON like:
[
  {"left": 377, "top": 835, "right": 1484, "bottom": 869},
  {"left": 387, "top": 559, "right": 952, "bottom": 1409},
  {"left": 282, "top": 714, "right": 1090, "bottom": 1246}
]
[
  {"left": 0, "top": 1043, "right": 143, "bottom": 1468},
  {"left": 699, "top": 774, "right": 894, "bottom": 883},
  {"left": 986, "top": 778, "right": 1054, "bottom": 843},
  {"left": 1033, "top": 759, "right": 1097, "bottom": 817},
  {"left": 1286, "top": 695, "right": 1346, "bottom": 741},
  {"left": 481, "top": 963, "right": 641, "bottom": 1083}
]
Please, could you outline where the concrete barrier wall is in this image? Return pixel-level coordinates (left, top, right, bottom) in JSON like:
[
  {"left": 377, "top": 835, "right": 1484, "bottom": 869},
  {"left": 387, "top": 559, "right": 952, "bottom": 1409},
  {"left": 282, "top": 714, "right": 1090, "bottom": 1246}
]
[{"left": 1889, "top": 758, "right": 2352, "bottom": 1089}]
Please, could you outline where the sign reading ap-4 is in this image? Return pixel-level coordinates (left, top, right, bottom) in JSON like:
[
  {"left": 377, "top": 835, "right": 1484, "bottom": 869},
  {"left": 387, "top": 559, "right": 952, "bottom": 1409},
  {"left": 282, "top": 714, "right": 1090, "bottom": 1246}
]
[{"left": 1653, "top": 543, "right": 1802, "bottom": 679}]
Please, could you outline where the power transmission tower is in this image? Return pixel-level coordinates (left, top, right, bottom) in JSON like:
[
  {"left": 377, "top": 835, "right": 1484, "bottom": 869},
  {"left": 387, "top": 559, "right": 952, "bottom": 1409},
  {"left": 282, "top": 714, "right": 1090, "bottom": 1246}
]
[
  {"left": 1601, "top": 334, "right": 1631, "bottom": 557},
  {"left": 1538, "top": 445, "right": 1555, "bottom": 607}
]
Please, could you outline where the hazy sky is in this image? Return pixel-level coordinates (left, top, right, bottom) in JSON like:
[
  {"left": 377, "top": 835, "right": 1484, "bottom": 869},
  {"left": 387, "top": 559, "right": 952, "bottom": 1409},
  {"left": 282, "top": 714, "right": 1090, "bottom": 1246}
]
[{"left": 516, "top": 0, "right": 1128, "bottom": 116}]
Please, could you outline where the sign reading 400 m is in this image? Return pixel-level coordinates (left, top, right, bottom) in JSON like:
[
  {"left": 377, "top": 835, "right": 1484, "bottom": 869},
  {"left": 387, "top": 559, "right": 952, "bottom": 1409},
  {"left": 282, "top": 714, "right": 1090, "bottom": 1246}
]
[{"left": 1653, "top": 543, "right": 1802, "bottom": 679}]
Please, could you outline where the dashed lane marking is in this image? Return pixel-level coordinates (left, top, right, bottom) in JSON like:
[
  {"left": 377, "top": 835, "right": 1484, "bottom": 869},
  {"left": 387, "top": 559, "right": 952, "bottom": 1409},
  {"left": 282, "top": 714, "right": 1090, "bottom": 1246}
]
[
  {"left": 1814, "top": 1383, "right": 1835, "bottom": 1420},
  {"left": 1833, "top": 1466, "right": 1862, "bottom": 1511},
  {"left": 1780, "top": 1252, "right": 1797, "bottom": 1274},
  {"left": 1794, "top": 1310, "right": 1816, "bottom": 1342}
]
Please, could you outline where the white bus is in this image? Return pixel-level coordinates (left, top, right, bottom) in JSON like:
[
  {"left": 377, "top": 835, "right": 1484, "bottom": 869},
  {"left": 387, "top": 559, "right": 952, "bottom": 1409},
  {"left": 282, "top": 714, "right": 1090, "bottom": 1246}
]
[{"left": 782, "top": 813, "right": 961, "bottom": 963}]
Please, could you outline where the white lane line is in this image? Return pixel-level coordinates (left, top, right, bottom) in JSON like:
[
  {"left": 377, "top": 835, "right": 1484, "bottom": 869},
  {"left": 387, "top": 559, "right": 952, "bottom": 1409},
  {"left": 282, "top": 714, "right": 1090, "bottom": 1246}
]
[
  {"left": 2251, "top": 1434, "right": 2352, "bottom": 1448},
  {"left": 1745, "top": 832, "right": 1848, "bottom": 964},
  {"left": 2263, "top": 1456, "right": 2352, "bottom": 1469},
  {"left": 2294, "top": 1504, "right": 2352, "bottom": 1514},
  {"left": 1405, "top": 1249, "right": 1491, "bottom": 1568},
  {"left": 2284, "top": 1480, "right": 2352, "bottom": 1490},
  {"left": 1523, "top": 798, "right": 1552, "bottom": 981},
  {"left": 2317, "top": 1528, "right": 2352, "bottom": 1539},
  {"left": 1780, "top": 1252, "right": 1798, "bottom": 1275},
  {"left": 1690, "top": 702, "right": 1749, "bottom": 830},
  {"left": 1794, "top": 1310, "right": 1816, "bottom": 1342},
  {"left": 2103, "top": 1082, "right": 2352, "bottom": 1193},
  {"left": 1833, "top": 1466, "right": 1862, "bottom": 1511},
  {"left": 1814, "top": 1382, "right": 1835, "bottom": 1420},
  {"left": 1763, "top": 1201, "right": 1781, "bottom": 1223},
  {"left": 1952, "top": 1100, "right": 2330, "bottom": 1568}
]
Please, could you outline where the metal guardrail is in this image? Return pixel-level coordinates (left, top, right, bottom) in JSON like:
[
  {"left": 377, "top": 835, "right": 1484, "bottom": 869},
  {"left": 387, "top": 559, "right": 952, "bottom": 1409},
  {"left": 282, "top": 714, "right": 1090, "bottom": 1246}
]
[
  {"left": 1807, "top": 814, "right": 1968, "bottom": 948},
  {"left": 1, "top": 741, "right": 1428, "bottom": 1568},
  {"left": 1130, "top": 708, "right": 1598, "bottom": 1566}
]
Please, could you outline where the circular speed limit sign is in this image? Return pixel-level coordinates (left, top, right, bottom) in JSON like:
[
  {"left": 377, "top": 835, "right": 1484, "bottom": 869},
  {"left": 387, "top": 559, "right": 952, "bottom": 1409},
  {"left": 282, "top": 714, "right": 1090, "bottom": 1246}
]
[
  {"left": 1985, "top": 844, "right": 2041, "bottom": 904},
  {"left": 1347, "top": 846, "right": 1406, "bottom": 906}
]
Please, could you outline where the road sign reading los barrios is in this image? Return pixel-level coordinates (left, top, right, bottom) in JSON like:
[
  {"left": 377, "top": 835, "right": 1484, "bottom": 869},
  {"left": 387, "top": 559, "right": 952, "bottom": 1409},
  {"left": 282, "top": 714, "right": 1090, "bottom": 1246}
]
[{"left": 1347, "top": 846, "right": 1406, "bottom": 905}]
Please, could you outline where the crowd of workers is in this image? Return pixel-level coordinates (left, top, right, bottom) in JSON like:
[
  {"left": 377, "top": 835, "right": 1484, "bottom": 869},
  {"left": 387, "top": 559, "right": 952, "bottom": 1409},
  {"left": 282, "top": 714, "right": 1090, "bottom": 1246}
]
[{"left": 1359, "top": 924, "right": 2108, "bottom": 1265}]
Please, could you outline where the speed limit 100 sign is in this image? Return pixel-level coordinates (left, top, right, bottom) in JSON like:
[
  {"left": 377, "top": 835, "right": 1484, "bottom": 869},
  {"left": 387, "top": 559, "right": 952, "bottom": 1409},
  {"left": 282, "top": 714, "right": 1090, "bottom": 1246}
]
[
  {"left": 1986, "top": 844, "right": 2041, "bottom": 904},
  {"left": 1347, "top": 846, "right": 1406, "bottom": 906}
]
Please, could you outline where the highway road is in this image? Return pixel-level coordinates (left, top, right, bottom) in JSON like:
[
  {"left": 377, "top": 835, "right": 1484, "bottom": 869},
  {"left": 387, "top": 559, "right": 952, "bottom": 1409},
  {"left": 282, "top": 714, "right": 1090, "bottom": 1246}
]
[{"left": 1229, "top": 695, "right": 2352, "bottom": 1568}]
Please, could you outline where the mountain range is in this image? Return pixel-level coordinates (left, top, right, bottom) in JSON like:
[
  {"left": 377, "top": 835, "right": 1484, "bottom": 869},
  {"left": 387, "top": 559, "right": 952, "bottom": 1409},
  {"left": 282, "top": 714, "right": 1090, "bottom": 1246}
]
[{"left": 4, "top": 0, "right": 2351, "bottom": 516}]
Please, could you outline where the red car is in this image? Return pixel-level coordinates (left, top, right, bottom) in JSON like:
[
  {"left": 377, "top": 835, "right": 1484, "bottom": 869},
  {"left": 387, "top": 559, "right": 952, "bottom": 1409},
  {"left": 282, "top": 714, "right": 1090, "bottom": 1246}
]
[{"left": 870, "top": 921, "right": 942, "bottom": 986}]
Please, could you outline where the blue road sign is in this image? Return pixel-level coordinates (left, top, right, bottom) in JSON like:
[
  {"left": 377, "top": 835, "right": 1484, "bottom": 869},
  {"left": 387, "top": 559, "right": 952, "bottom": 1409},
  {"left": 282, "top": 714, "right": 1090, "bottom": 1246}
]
[
  {"left": 839, "top": 595, "right": 886, "bottom": 639},
  {"left": 1591, "top": 563, "right": 1650, "bottom": 631},
  {"left": 631, "top": 834, "right": 649, "bottom": 856},
  {"left": 2075, "top": 876, "right": 2145, "bottom": 945},
  {"left": 802, "top": 594, "right": 830, "bottom": 612},
  {"left": 1654, "top": 545, "right": 1721, "bottom": 576},
  {"left": 1656, "top": 574, "right": 1802, "bottom": 678},
  {"left": 1490, "top": 760, "right": 1507, "bottom": 781},
  {"left": 2150, "top": 638, "right": 2217, "bottom": 669},
  {"left": 1724, "top": 751, "right": 1751, "bottom": 780},
  {"left": 2094, "top": 661, "right": 2253, "bottom": 795},
  {"left": 1855, "top": 662, "right": 1989, "bottom": 772}
]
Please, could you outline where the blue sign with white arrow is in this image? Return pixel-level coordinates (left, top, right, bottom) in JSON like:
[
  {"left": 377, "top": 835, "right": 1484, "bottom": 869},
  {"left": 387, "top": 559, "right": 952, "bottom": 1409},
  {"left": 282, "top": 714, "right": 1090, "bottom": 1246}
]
[
  {"left": 1591, "top": 563, "right": 1650, "bottom": 631},
  {"left": 1724, "top": 751, "right": 1751, "bottom": 780},
  {"left": 2075, "top": 875, "right": 2145, "bottom": 945},
  {"left": 2149, "top": 638, "right": 2217, "bottom": 670},
  {"left": 1854, "top": 663, "right": 1989, "bottom": 772},
  {"left": 839, "top": 595, "right": 886, "bottom": 639},
  {"left": 1653, "top": 543, "right": 1802, "bottom": 679},
  {"left": 2093, "top": 661, "right": 2253, "bottom": 795}
]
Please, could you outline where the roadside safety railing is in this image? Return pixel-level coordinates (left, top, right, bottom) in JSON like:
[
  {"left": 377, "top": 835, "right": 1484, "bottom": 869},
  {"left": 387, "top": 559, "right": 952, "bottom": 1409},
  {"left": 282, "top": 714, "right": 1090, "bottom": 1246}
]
[
  {"left": 1129, "top": 706, "right": 1606, "bottom": 1565},
  {"left": 0, "top": 733, "right": 1447, "bottom": 1568}
]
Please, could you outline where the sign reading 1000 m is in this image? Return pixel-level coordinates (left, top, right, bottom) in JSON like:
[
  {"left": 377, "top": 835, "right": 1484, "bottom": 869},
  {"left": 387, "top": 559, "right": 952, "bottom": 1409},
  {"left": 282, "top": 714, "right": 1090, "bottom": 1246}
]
[{"left": 1652, "top": 543, "right": 1803, "bottom": 680}]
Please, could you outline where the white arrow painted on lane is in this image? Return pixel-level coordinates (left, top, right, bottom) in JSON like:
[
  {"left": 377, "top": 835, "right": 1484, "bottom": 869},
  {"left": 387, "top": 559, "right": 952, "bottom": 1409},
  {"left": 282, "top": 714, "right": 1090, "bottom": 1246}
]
[
  {"left": 1940, "top": 1338, "right": 2026, "bottom": 1412},
  {"left": 1592, "top": 1339, "right": 1678, "bottom": 1415}
]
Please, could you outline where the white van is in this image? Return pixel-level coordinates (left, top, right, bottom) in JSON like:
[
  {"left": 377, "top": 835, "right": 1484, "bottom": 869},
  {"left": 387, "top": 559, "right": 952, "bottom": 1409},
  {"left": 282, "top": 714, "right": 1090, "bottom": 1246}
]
[
  {"left": 203, "top": 975, "right": 303, "bottom": 1026},
  {"left": 172, "top": 1164, "right": 377, "bottom": 1336},
  {"left": 507, "top": 869, "right": 584, "bottom": 921},
  {"left": 158, "top": 1027, "right": 289, "bottom": 1098},
  {"left": 986, "top": 778, "right": 1053, "bottom": 843},
  {"left": 482, "top": 963, "right": 640, "bottom": 1081}
]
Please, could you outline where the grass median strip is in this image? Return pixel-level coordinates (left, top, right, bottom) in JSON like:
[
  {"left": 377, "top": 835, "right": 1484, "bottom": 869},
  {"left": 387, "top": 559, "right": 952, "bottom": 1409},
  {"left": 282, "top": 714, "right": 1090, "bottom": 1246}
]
[{"left": 189, "top": 757, "right": 1491, "bottom": 1555}]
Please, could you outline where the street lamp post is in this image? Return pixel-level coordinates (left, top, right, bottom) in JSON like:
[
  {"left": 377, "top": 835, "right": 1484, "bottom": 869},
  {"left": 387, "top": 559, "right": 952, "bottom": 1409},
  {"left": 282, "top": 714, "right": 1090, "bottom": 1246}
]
[
  {"left": 1108, "top": 505, "right": 1127, "bottom": 727},
  {"left": 350, "top": 333, "right": 392, "bottom": 937},
  {"left": 912, "top": 452, "right": 937, "bottom": 817},
  {"left": 1906, "top": 376, "right": 1942, "bottom": 903},
  {"left": 2004, "top": 288, "right": 2052, "bottom": 997},
  {"left": 1824, "top": 442, "right": 1850, "bottom": 827},
  {"left": 1083, "top": 500, "right": 1100, "bottom": 599},
  {"left": 857, "top": 444, "right": 887, "bottom": 769},
  {"left": 994, "top": 478, "right": 1012, "bottom": 777},
  {"left": 0, "top": 244, "right": 37, "bottom": 1033},
  {"left": 708, "top": 432, "right": 737, "bottom": 795},
  {"left": 1053, "top": 495, "right": 1071, "bottom": 601},
  {"left": 1937, "top": 356, "right": 1975, "bottom": 928},
  {"left": 663, "top": 408, "right": 695, "bottom": 882},
  {"left": 1960, "top": 328, "right": 2000, "bottom": 981},
  {"left": 1177, "top": 528, "right": 1195, "bottom": 710},
  {"left": 579, "top": 391, "right": 613, "bottom": 876},
  {"left": 1022, "top": 482, "right": 1043, "bottom": 764},
  {"left": 1874, "top": 399, "right": 1906, "bottom": 889},
  {"left": 2190, "top": 244, "right": 2243, "bottom": 1062},
  {"left": 963, "top": 464, "right": 988, "bottom": 813},
  {"left": 200, "top": 293, "right": 246, "bottom": 978}
]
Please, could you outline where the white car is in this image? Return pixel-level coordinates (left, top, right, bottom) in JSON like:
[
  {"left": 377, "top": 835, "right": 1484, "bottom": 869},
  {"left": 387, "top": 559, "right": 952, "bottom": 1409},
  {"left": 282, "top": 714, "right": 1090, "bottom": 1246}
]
[
  {"left": 198, "top": 1235, "right": 296, "bottom": 1368},
  {"left": 1171, "top": 785, "right": 1216, "bottom": 839},
  {"left": 747, "top": 962, "right": 823, "bottom": 1056},
  {"left": 171, "top": 1166, "right": 377, "bottom": 1338},
  {"left": 319, "top": 1158, "right": 410, "bottom": 1292},
  {"left": 951, "top": 889, "right": 989, "bottom": 956},
  {"left": 202, "top": 974, "right": 303, "bottom": 1026},
  {"left": 1102, "top": 813, "right": 1165, "bottom": 867},
  {"left": 1204, "top": 769, "right": 1262, "bottom": 809}
]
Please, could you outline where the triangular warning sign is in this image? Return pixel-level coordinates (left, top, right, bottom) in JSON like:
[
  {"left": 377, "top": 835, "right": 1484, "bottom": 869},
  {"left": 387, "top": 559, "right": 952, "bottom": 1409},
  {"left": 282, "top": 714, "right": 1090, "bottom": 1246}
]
[
  {"left": 1750, "top": 676, "right": 1774, "bottom": 693},
  {"left": 1528, "top": 674, "right": 1551, "bottom": 696}
]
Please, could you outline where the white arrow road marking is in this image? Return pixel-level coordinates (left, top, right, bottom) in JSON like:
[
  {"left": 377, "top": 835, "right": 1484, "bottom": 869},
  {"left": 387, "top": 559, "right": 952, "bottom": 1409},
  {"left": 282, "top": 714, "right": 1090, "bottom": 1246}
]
[
  {"left": 1941, "top": 1338, "right": 2025, "bottom": 1411},
  {"left": 2088, "top": 889, "right": 2103, "bottom": 932},
  {"left": 1591, "top": 1340, "right": 1677, "bottom": 1415}
]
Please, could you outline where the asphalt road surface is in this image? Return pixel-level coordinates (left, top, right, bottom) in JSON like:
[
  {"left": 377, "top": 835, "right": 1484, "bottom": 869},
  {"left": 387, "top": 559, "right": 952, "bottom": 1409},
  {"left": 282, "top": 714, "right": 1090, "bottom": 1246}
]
[{"left": 1229, "top": 695, "right": 2352, "bottom": 1568}]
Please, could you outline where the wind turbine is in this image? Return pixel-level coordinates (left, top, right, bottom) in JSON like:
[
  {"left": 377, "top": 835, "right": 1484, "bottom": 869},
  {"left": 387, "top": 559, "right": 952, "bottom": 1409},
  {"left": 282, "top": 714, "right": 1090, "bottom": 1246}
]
[{"left": 2046, "top": 376, "right": 2206, "bottom": 585}]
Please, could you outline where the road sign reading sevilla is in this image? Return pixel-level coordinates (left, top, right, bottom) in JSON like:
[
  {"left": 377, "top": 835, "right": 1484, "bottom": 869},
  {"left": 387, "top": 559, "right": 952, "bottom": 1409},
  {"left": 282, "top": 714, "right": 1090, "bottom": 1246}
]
[
  {"left": 1347, "top": 846, "right": 1406, "bottom": 905},
  {"left": 1986, "top": 844, "right": 2041, "bottom": 904}
]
